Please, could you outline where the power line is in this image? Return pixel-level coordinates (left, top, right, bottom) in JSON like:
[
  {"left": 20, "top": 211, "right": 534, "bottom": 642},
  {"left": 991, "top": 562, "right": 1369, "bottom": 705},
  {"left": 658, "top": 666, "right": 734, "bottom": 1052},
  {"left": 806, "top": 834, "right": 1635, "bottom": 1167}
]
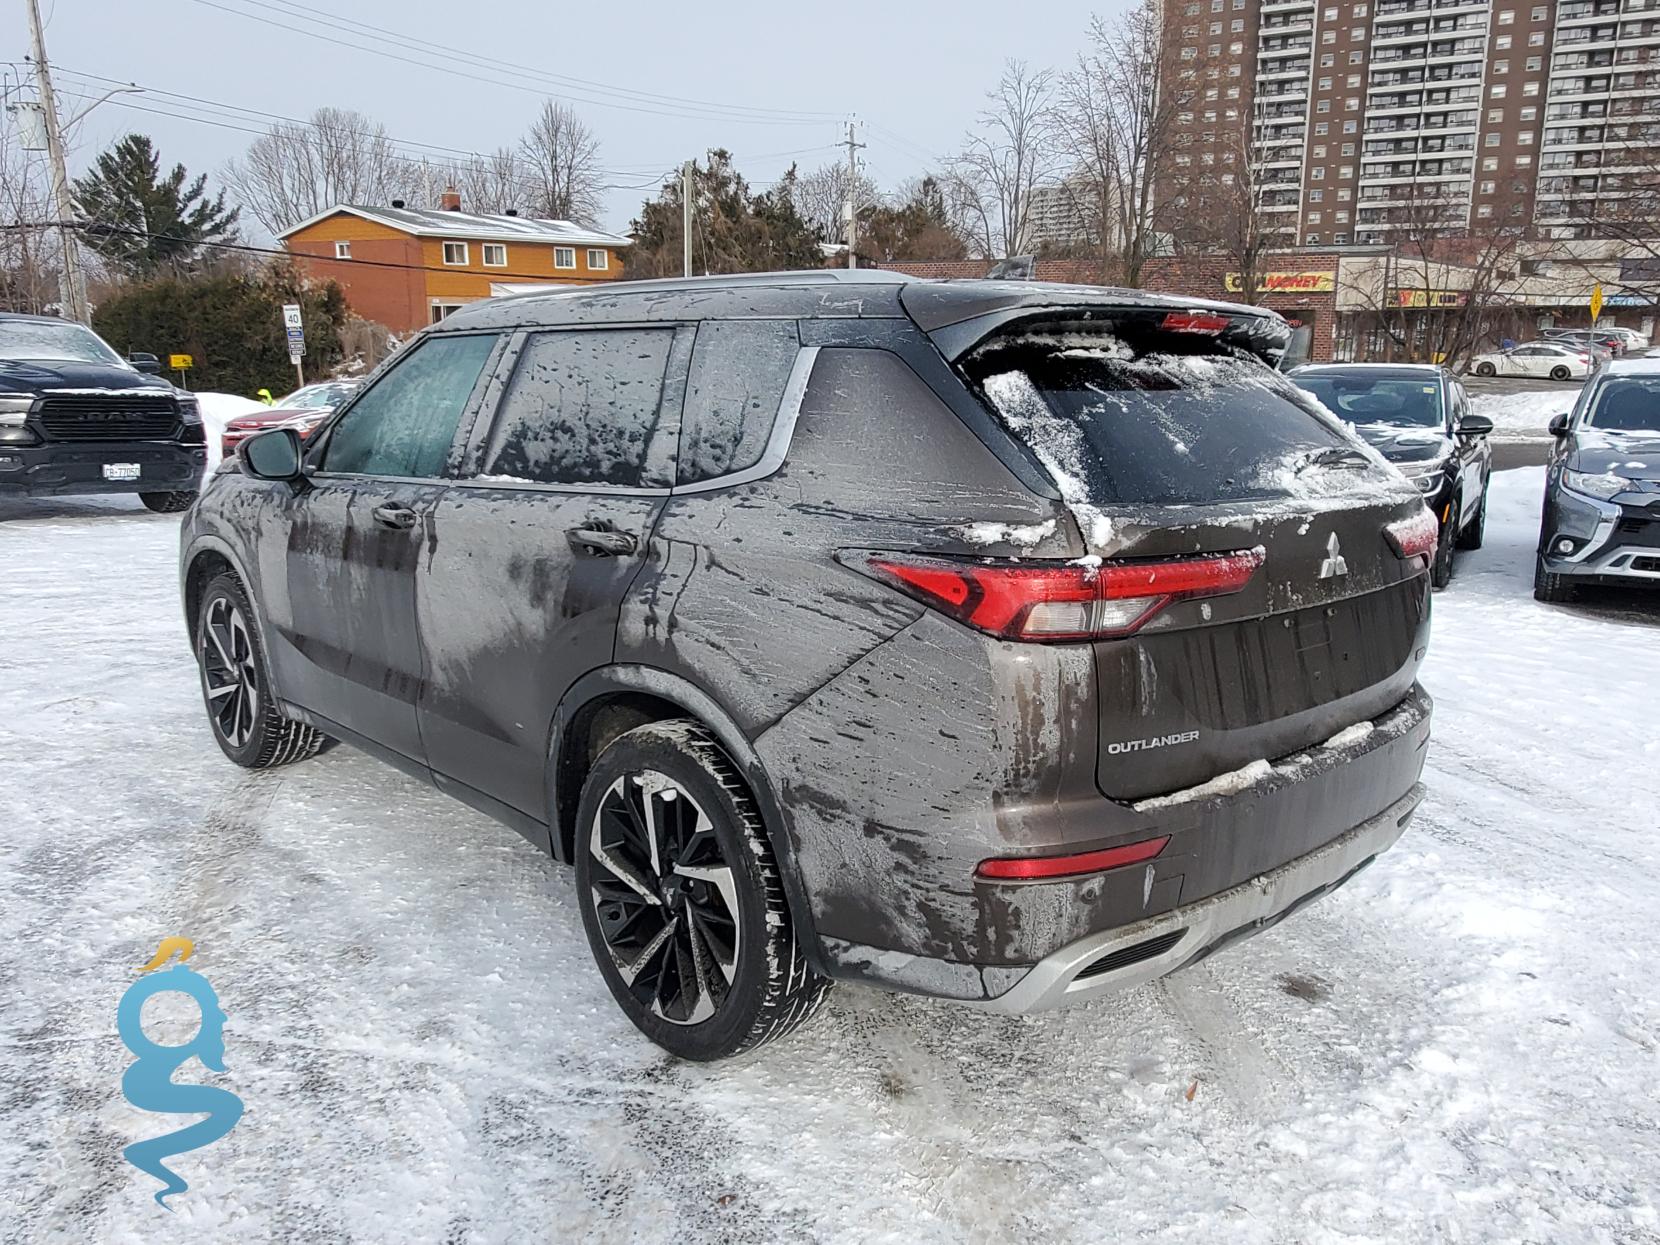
[{"left": 178, "top": 0, "right": 839, "bottom": 127}]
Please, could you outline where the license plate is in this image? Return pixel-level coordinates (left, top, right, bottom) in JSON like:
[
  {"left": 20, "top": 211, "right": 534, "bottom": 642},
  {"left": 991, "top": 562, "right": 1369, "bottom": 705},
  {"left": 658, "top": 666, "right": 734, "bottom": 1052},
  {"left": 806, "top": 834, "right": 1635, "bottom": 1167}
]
[{"left": 103, "top": 463, "right": 141, "bottom": 481}]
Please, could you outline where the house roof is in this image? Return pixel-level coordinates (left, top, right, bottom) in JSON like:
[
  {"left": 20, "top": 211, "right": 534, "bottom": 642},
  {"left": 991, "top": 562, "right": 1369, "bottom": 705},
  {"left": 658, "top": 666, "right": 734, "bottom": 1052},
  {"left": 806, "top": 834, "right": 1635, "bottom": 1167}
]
[{"left": 278, "top": 204, "right": 631, "bottom": 247}]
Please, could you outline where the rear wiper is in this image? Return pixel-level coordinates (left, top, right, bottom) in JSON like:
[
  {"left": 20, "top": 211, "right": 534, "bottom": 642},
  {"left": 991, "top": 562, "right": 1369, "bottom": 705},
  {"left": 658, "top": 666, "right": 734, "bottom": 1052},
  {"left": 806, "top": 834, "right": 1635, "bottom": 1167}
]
[{"left": 1294, "top": 446, "right": 1373, "bottom": 474}]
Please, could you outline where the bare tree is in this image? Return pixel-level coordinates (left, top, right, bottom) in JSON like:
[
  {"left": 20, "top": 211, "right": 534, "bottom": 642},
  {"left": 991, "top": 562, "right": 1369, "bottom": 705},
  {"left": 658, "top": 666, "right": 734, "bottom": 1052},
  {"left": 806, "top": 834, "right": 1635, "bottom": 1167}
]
[
  {"left": 518, "top": 100, "right": 603, "bottom": 225},
  {"left": 945, "top": 60, "right": 1060, "bottom": 258},
  {"left": 0, "top": 103, "right": 56, "bottom": 313},
  {"left": 225, "top": 107, "right": 405, "bottom": 234},
  {"left": 1177, "top": 115, "right": 1282, "bottom": 306},
  {"left": 792, "top": 160, "right": 878, "bottom": 244},
  {"left": 448, "top": 147, "right": 524, "bottom": 216},
  {"left": 1054, "top": 4, "right": 1177, "bottom": 285}
]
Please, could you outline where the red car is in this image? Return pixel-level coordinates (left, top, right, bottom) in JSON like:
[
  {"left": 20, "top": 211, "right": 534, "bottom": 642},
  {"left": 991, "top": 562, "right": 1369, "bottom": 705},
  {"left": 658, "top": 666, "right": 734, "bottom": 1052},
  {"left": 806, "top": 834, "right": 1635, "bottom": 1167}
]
[{"left": 220, "top": 381, "right": 358, "bottom": 458}]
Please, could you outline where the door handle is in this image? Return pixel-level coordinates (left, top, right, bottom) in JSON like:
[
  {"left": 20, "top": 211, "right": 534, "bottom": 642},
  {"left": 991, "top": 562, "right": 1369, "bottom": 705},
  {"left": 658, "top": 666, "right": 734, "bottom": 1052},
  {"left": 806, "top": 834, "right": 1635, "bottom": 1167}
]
[
  {"left": 372, "top": 503, "right": 419, "bottom": 530},
  {"left": 566, "top": 527, "right": 637, "bottom": 557}
]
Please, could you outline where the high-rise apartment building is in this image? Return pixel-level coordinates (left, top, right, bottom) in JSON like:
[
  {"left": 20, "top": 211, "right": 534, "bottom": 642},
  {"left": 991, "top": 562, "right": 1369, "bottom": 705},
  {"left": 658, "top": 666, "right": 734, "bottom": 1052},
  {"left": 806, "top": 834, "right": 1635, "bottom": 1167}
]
[{"left": 1161, "top": 0, "right": 1660, "bottom": 246}]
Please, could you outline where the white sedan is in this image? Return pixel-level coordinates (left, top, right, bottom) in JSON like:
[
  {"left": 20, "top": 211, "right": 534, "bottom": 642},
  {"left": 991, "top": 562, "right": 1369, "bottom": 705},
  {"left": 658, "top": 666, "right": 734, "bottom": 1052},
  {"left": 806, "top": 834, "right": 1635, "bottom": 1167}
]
[{"left": 1468, "top": 342, "right": 1595, "bottom": 381}]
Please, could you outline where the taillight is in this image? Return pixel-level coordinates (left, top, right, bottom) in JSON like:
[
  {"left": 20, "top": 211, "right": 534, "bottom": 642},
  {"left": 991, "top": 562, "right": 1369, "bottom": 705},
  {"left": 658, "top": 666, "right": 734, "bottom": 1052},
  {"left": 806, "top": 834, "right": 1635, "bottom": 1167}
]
[
  {"left": 850, "top": 548, "right": 1265, "bottom": 641},
  {"left": 1161, "top": 310, "right": 1231, "bottom": 335},
  {"left": 977, "top": 835, "right": 1170, "bottom": 882},
  {"left": 1385, "top": 507, "right": 1439, "bottom": 562}
]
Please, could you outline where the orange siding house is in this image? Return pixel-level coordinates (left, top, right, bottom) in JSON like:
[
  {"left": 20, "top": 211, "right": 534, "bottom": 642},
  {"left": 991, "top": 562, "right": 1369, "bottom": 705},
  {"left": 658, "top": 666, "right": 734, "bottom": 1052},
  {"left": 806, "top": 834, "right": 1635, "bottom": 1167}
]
[{"left": 279, "top": 194, "right": 630, "bottom": 334}]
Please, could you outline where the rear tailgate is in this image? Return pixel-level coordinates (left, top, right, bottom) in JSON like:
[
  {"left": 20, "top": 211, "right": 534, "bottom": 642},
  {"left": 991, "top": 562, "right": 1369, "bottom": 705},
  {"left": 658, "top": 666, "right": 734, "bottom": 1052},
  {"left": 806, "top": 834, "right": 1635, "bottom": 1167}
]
[{"left": 954, "top": 308, "right": 1432, "bottom": 803}]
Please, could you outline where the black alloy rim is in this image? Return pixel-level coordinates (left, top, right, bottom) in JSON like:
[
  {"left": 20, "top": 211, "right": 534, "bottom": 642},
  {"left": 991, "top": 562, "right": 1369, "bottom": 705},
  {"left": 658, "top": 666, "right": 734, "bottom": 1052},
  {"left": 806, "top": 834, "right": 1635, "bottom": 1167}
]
[{"left": 201, "top": 596, "right": 259, "bottom": 748}]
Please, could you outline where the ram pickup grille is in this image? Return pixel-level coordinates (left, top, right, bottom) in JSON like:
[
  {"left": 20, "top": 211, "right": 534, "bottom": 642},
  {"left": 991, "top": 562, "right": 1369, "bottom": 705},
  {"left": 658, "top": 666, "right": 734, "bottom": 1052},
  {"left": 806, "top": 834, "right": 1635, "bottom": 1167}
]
[{"left": 35, "top": 394, "right": 179, "bottom": 441}]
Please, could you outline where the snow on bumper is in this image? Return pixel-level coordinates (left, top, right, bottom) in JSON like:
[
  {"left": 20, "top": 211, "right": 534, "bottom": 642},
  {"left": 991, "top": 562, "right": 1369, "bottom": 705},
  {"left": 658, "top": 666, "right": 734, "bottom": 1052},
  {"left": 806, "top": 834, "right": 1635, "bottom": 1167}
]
[{"left": 970, "top": 782, "right": 1424, "bottom": 1012}]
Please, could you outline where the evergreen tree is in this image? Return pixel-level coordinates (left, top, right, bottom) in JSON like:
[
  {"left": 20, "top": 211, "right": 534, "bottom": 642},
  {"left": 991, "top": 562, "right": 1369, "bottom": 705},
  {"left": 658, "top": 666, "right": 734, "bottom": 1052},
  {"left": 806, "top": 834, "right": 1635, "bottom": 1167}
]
[
  {"left": 74, "top": 134, "right": 240, "bottom": 279},
  {"left": 856, "top": 177, "right": 968, "bottom": 264},
  {"left": 625, "top": 151, "right": 823, "bottom": 279}
]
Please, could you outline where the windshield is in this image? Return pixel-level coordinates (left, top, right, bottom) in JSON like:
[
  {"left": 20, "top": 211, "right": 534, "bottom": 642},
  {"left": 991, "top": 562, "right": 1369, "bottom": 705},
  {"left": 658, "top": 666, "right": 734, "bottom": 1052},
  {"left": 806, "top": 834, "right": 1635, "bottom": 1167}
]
[
  {"left": 974, "top": 343, "right": 1359, "bottom": 506},
  {"left": 0, "top": 319, "right": 125, "bottom": 366},
  {"left": 1291, "top": 373, "right": 1444, "bottom": 428},
  {"left": 1583, "top": 377, "right": 1660, "bottom": 432},
  {"left": 279, "top": 382, "right": 356, "bottom": 409}
]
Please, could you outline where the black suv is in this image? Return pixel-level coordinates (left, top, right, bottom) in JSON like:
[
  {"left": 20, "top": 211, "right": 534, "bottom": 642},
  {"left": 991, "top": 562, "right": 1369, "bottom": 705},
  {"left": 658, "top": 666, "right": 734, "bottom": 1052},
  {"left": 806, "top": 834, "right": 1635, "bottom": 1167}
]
[
  {"left": 1290, "top": 363, "right": 1492, "bottom": 588},
  {"left": 0, "top": 313, "right": 206, "bottom": 510},
  {"left": 180, "top": 273, "right": 1434, "bottom": 1059},
  {"left": 1535, "top": 357, "right": 1660, "bottom": 602}
]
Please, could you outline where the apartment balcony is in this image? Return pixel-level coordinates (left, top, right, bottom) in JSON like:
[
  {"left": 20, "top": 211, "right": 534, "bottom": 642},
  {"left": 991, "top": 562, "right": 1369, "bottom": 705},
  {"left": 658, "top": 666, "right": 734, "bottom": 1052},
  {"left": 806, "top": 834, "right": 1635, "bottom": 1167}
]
[{"left": 1259, "top": 62, "right": 1314, "bottom": 81}]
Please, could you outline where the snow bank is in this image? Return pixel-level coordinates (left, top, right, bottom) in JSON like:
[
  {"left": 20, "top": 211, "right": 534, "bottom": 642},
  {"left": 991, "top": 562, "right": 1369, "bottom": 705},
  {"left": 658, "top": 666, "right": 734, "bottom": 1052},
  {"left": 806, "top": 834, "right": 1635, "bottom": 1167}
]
[
  {"left": 1469, "top": 388, "right": 1576, "bottom": 442},
  {"left": 195, "top": 392, "right": 265, "bottom": 473}
]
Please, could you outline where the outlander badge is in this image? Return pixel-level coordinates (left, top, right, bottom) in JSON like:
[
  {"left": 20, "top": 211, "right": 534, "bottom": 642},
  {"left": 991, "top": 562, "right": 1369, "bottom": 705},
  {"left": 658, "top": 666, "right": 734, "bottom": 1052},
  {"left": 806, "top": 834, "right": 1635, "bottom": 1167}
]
[{"left": 1320, "top": 532, "right": 1348, "bottom": 579}]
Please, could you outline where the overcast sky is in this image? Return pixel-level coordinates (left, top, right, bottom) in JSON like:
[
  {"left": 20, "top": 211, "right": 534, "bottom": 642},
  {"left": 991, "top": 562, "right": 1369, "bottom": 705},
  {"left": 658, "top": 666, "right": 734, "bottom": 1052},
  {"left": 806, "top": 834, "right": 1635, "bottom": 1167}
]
[{"left": 22, "top": 0, "right": 1125, "bottom": 234}]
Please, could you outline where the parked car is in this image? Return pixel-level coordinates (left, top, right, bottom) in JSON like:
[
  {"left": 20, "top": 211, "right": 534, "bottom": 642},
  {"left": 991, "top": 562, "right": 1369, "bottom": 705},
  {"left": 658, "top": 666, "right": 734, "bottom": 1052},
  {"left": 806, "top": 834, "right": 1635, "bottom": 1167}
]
[
  {"left": 181, "top": 273, "right": 1434, "bottom": 1059},
  {"left": 1290, "top": 363, "right": 1492, "bottom": 588},
  {"left": 0, "top": 312, "right": 207, "bottom": 510},
  {"left": 220, "top": 380, "right": 360, "bottom": 457},
  {"left": 1468, "top": 342, "right": 1595, "bottom": 381},
  {"left": 1542, "top": 327, "right": 1625, "bottom": 358},
  {"left": 1535, "top": 357, "right": 1660, "bottom": 602},
  {"left": 1602, "top": 327, "right": 1650, "bottom": 353}
]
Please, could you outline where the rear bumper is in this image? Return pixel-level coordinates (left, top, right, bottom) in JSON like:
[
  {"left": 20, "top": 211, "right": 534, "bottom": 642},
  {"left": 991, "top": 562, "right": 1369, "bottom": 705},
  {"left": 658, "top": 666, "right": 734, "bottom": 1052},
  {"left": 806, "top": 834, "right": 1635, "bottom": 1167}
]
[
  {"left": 969, "top": 783, "right": 1422, "bottom": 1011},
  {"left": 0, "top": 440, "right": 205, "bottom": 496}
]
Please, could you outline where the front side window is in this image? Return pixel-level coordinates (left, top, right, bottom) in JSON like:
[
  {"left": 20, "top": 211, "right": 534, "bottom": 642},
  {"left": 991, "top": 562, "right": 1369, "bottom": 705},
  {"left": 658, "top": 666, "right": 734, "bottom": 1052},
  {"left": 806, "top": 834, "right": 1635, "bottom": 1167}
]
[
  {"left": 554, "top": 247, "right": 576, "bottom": 269},
  {"left": 481, "top": 328, "right": 673, "bottom": 487},
  {"left": 322, "top": 334, "right": 499, "bottom": 478},
  {"left": 442, "top": 241, "right": 468, "bottom": 265},
  {"left": 677, "top": 320, "right": 800, "bottom": 486}
]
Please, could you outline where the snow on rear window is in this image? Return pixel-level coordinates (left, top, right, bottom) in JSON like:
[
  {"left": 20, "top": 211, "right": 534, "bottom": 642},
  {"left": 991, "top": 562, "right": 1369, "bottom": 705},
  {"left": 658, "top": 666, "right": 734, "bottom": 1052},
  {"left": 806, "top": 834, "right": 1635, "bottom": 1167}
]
[{"left": 977, "top": 343, "right": 1392, "bottom": 515}]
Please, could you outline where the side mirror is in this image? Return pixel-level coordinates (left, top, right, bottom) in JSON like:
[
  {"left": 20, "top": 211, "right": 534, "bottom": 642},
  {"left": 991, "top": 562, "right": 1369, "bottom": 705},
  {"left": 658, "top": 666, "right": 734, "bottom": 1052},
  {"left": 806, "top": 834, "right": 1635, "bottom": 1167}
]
[
  {"left": 1457, "top": 413, "right": 1494, "bottom": 437},
  {"left": 240, "top": 427, "right": 305, "bottom": 481},
  {"left": 130, "top": 352, "right": 161, "bottom": 374},
  {"left": 1548, "top": 413, "right": 1571, "bottom": 438}
]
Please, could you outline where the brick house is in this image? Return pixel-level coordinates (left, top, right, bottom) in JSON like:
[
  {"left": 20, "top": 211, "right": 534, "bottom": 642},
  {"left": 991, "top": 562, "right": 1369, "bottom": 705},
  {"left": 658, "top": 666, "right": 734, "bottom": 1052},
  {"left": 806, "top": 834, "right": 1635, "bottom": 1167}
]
[{"left": 280, "top": 192, "right": 631, "bottom": 334}]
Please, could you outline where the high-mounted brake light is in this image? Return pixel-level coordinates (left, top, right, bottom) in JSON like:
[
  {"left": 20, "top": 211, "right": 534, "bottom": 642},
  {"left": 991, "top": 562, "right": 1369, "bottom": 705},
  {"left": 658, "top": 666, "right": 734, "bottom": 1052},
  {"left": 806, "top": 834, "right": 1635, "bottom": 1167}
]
[
  {"left": 977, "top": 835, "right": 1171, "bottom": 881},
  {"left": 853, "top": 548, "right": 1265, "bottom": 642},
  {"left": 1161, "top": 310, "right": 1232, "bottom": 335},
  {"left": 1385, "top": 507, "right": 1439, "bottom": 562}
]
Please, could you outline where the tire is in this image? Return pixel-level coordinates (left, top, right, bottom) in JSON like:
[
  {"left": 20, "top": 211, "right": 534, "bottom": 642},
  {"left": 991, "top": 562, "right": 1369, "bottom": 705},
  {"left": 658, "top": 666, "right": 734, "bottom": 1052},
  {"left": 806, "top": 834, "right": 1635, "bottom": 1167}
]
[
  {"left": 1550, "top": 366, "right": 1571, "bottom": 381},
  {"left": 1431, "top": 500, "right": 1457, "bottom": 589},
  {"left": 140, "top": 490, "right": 197, "bottom": 513},
  {"left": 574, "top": 719, "right": 830, "bottom": 1061},
  {"left": 1455, "top": 483, "right": 1486, "bottom": 551},
  {"left": 195, "top": 572, "right": 332, "bottom": 768},
  {"left": 1533, "top": 554, "right": 1579, "bottom": 603},
  {"left": 1475, "top": 361, "right": 1496, "bottom": 377}
]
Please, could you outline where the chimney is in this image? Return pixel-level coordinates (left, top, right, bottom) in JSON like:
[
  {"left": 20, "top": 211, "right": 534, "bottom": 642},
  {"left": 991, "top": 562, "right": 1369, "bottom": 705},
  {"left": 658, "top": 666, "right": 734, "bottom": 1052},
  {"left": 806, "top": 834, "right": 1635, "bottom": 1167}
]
[
  {"left": 440, "top": 186, "right": 461, "bottom": 212},
  {"left": 505, "top": 208, "right": 519, "bottom": 217},
  {"left": 390, "top": 198, "right": 406, "bottom": 209}
]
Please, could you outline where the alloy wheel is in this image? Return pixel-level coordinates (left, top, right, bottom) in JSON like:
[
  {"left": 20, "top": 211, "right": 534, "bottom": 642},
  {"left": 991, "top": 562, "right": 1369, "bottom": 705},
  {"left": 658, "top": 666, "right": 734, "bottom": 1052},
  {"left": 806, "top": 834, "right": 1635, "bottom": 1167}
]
[
  {"left": 587, "top": 771, "right": 741, "bottom": 1025},
  {"left": 200, "top": 596, "right": 260, "bottom": 749}
]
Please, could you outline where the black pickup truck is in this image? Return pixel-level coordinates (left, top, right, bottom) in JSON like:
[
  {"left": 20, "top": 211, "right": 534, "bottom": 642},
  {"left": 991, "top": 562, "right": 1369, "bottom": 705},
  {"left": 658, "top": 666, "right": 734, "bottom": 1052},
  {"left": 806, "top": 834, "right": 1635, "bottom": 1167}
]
[{"left": 0, "top": 312, "right": 206, "bottom": 511}]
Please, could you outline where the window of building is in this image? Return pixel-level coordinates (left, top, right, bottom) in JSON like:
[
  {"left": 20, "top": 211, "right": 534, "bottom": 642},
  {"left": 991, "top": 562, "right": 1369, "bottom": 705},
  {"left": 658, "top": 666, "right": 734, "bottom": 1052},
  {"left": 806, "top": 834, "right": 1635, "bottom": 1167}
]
[
  {"left": 1314, "top": 144, "right": 1329, "bottom": 158},
  {"left": 1489, "top": 109, "right": 1504, "bottom": 123},
  {"left": 1528, "top": 32, "right": 1544, "bottom": 46},
  {"left": 1516, "top": 154, "right": 1533, "bottom": 166},
  {"left": 1309, "top": 211, "right": 1323, "bottom": 224},
  {"left": 483, "top": 327, "right": 676, "bottom": 488},
  {"left": 1208, "top": 43, "right": 1220, "bottom": 55},
  {"left": 1495, "top": 60, "right": 1509, "bottom": 74},
  {"left": 1334, "top": 232, "right": 1350, "bottom": 244},
  {"left": 1484, "top": 156, "right": 1500, "bottom": 170},
  {"left": 1524, "top": 82, "right": 1539, "bottom": 95},
  {"left": 1319, "top": 76, "right": 1333, "bottom": 89},
  {"left": 554, "top": 247, "right": 576, "bottom": 269},
  {"left": 1343, "top": 120, "right": 1358, "bottom": 133},
  {"left": 1316, "top": 122, "right": 1330, "bottom": 134},
  {"left": 1336, "top": 211, "right": 1350, "bottom": 222},
  {"left": 1350, "top": 27, "right": 1363, "bottom": 39},
  {"left": 1227, "top": 87, "right": 1240, "bottom": 99},
  {"left": 429, "top": 303, "right": 466, "bottom": 323},
  {"left": 1348, "top": 75, "right": 1362, "bottom": 87},
  {"left": 1486, "top": 133, "right": 1502, "bottom": 146},
  {"left": 1323, "top": 30, "right": 1336, "bottom": 44},
  {"left": 1499, "top": 8, "right": 1514, "bottom": 22},
  {"left": 1531, "top": 5, "right": 1544, "bottom": 17},
  {"left": 1209, "top": 19, "right": 1221, "bottom": 33},
  {"left": 1478, "top": 204, "right": 1494, "bottom": 218},
  {"left": 1312, "top": 166, "right": 1327, "bottom": 179},
  {"left": 482, "top": 243, "right": 507, "bottom": 267},
  {"left": 1493, "top": 84, "right": 1508, "bottom": 99},
  {"left": 334, "top": 241, "right": 351, "bottom": 260},
  {"left": 1323, "top": 5, "right": 1336, "bottom": 16},
  {"left": 1520, "top": 107, "right": 1536, "bottom": 121},
  {"left": 1346, "top": 97, "right": 1359, "bottom": 110},
  {"left": 1342, "top": 142, "right": 1356, "bottom": 156},
  {"left": 442, "top": 240, "right": 468, "bottom": 265},
  {"left": 1481, "top": 180, "right": 1497, "bottom": 194},
  {"left": 323, "top": 333, "right": 499, "bottom": 478},
  {"left": 1231, "top": 18, "right": 1243, "bottom": 31},
  {"left": 1322, "top": 53, "right": 1336, "bottom": 66},
  {"left": 1354, "top": 3, "right": 1366, "bottom": 12},
  {"left": 587, "top": 249, "right": 609, "bottom": 270},
  {"left": 1306, "top": 233, "right": 1322, "bottom": 244},
  {"left": 1341, "top": 164, "right": 1355, "bottom": 178},
  {"left": 1496, "top": 35, "right": 1512, "bottom": 50},
  {"left": 1338, "top": 187, "right": 1352, "bottom": 201},
  {"left": 1526, "top": 56, "right": 1542, "bottom": 71},
  {"left": 1350, "top": 50, "right": 1363, "bottom": 64},
  {"left": 1519, "top": 130, "right": 1534, "bottom": 144},
  {"left": 1318, "top": 99, "right": 1332, "bottom": 113},
  {"left": 1230, "top": 41, "right": 1243, "bottom": 53},
  {"left": 1311, "top": 189, "right": 1325, "bottom": 202}
]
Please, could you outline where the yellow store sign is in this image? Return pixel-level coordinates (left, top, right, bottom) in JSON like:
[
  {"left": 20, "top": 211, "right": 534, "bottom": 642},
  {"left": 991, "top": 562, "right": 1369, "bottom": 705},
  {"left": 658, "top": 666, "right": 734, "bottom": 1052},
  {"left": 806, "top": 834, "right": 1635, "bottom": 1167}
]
[{"left": 1224, "top": 271, "right": 1336, "bottom": 295}]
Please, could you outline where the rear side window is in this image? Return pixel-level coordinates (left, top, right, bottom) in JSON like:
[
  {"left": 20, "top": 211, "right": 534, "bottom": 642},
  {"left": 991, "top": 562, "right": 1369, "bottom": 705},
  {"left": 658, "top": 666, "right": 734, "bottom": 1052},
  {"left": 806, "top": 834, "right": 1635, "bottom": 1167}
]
[
  {"left": 677, "top": 320, "right": 800, "bottom": 485},
  {"left": 482, "top": 328, "right": 674, "bottom": 487},
  {"left": 323, "top": 333, "right": 498, "bottom": 478},
  {"left": 971, "top": 340, "right": 1356, "bottom": 506}
]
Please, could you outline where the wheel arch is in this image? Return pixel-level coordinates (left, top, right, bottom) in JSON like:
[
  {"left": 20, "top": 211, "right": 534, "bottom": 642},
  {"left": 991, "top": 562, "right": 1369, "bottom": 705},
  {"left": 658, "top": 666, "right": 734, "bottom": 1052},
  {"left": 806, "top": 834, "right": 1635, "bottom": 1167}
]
[
  {"left": 547, "top": 665, "right": 830, "bottom": 975},
  {"left": 182, "top": 536, "right": 255, "bottom": 647}
]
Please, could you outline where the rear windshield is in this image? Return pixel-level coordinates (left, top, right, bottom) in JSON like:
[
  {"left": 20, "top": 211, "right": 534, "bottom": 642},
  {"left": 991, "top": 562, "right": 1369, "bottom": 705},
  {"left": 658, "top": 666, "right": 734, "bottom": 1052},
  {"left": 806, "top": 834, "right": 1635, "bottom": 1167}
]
[
  {"left": 1584, "top": 377, "right": 1660, "bottom": 432},
  {"left": 1291, "top": 372, "right": 1444, "bottom": 428},
  {"left": 970, "top": 339, "right": 1360, "bottom": 506}
]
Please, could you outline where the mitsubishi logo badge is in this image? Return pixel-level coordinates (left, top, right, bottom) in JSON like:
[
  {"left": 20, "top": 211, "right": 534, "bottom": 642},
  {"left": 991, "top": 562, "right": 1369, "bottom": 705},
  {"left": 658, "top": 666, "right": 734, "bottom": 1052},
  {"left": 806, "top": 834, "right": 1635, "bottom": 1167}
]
[{"left": 1320, "top": 532, "right": 1348, "bottom": 579}]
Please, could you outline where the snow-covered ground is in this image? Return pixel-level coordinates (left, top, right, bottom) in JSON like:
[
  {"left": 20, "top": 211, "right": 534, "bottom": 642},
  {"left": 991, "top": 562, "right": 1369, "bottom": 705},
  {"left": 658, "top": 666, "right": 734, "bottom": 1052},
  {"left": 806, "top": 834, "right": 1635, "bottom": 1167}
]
[
  {"left": 2, "top": 472, "right": 1657, "bottom": 1244},
  {"left": 1468, "top": 388, "right": 1578, "bottom": 443}
]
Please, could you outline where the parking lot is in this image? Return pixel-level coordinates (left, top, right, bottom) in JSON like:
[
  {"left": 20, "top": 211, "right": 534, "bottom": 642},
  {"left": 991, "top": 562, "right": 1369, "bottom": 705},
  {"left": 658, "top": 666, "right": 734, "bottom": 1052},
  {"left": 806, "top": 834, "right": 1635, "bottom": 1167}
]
[{"left": 2, "top": 467, "right": 1657, "bottom": 1244}]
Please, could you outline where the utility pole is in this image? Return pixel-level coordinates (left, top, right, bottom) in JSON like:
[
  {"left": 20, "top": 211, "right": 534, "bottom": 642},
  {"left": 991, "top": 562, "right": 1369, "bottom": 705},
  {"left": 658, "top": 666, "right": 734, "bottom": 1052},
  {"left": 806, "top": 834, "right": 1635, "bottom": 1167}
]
[
  {"left": 843, "top": 121, "right": 865, "bottom": 271},
  {"left": 681, "top": 160, "right": 694, "bottom": 278},
  {"left": 25, "top": 0, "right": 89, "bottom": 325}
]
